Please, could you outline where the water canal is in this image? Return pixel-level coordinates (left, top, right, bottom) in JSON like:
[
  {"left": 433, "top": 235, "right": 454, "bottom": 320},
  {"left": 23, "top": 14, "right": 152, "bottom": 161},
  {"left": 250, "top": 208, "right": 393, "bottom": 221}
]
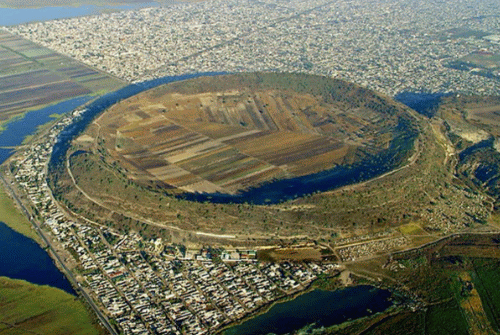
[
  {"left": 0, "top": 221, "right": 75, "bottom": 293},
  {"left": 0, "top": 2, "right": 160, "bottom": 26}
]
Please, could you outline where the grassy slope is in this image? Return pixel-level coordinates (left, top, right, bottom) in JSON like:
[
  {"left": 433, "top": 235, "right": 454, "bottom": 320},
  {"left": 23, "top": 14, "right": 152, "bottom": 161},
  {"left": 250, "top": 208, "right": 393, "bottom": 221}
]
[
  {"left": 0, "top": 185, "right": 40, "bottom": 243},
  {"left": 0, "top": 277, "right": 100, "bottom": 335}
]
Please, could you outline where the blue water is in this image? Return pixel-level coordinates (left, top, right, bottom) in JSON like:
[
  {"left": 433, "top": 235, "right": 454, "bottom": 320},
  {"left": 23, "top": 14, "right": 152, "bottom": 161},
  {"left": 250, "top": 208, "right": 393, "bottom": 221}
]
[
  {"left": 0, "top": 221, "right": 75, "bottom": 293},
  {"left": 225, "top": 287, "right": 393, "bottom": 335},
  {"left": 0, "top": 2, "right": 160, "bottom": 26},
  {"left": 0, "top": 96, "right": 92, "bottom": 163}
]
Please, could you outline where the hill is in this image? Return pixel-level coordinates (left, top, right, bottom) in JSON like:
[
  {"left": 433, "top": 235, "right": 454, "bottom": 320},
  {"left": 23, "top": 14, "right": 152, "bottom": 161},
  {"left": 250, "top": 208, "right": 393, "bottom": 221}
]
[
  {"left": 437, "top": 95, "right": 500, "bottom": 210},
  {"left": 48, "top": 73, "right": 491, "bottom": 248}
]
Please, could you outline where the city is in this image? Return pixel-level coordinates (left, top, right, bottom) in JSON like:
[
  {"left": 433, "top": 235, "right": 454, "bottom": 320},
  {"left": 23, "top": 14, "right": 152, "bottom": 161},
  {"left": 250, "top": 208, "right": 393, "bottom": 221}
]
[
  {"left": 5, "top": 0, "right": 500, "bottom": 97},
  {"left": 1, "top": 0, "right": 500, "bottom": 334}
]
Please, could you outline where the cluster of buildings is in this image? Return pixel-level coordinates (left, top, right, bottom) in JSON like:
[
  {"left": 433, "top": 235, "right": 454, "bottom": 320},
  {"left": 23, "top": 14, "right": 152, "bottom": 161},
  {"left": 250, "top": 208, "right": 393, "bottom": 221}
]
[
  {"left": 5, "top": 0, "right": 500, "bottom": 96},
  {"left": 7, "top": 109, "right": 337, "bottom": 334},
  {"left": 79, "top": 229, "right": 335, "bottom": 334},
  {"left": 11, "top": 108, "right": 85, "bottom": 215},
  {"left": 337, "top": 237, "right": 408, "bottom": 262},
  {"left": 418, "top": 189, "right": 491, "bottom": 233}
]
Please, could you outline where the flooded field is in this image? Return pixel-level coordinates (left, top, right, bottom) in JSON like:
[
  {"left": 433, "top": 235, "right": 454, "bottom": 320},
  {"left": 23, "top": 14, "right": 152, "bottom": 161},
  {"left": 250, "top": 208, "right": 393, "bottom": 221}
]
[{"left": 0, "top": 31, "right": 124, "bottom": 123}]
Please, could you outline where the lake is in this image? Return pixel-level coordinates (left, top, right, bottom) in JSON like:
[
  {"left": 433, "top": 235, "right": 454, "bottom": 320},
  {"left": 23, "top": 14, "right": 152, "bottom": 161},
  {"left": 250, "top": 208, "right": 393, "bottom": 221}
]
[
  {"left": 224, "top": 286, "right": 394, "bottom": 335},
  {"left": 0, "top": 221, "right": 74, "bottom": 293},
  {"left": 0, "top": 2, "right": 160, "bottom": 26}
]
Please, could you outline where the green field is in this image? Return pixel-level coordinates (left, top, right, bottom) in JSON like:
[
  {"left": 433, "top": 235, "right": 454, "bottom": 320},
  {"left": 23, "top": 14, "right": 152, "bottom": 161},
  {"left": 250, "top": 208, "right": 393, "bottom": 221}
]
[
  {"left": 425, "top": 299, "right": 469, "bottom": 335},
  {"left": 0, "top": 277, "right": 101, "bottom": 335},
  {"left": 358, "top": 247, "right": 500, "bottom": 334},
  {"left": 0, "top": 31, "right": 124, "bottom": 127},
  {"left": 0, "top": 184, "right": 40, "bottom": 243},
  {"left": 473, "top": 259, "right": 500, "bottom": 331}
]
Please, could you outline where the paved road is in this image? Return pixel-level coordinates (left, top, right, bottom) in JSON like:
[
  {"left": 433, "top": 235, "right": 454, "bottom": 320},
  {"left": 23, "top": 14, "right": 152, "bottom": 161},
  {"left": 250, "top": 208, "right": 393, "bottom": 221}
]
[{"left": 0, "top": 173, "right": 118, "bottom": 335}]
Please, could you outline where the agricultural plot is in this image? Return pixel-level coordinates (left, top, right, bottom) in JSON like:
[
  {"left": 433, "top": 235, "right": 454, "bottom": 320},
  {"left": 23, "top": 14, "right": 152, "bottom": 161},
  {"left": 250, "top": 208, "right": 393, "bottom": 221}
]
[
  {"left": 441, "top": 245, "right": 500, "bottom": 258},
  {"left": 0, "top": 30, "right": 123, "bottom": 123},
  {"left": 0, "top": 277, "right": 100, "bottom": 335},
  {"left": 472, "top": 259, "right": 500, "bottom": 332},
  {"left": 455, "top": 272, "right": 494, "bottom": 335},
  {"left": 364, "top": 236, "right": 500, "bottom": 335},
  {"left": 89, "top": 74, "right": 412, "bottom": 194},
  {"left": 425, "top": 299, "right": 470, "bottom": 335},
  {"left": 445, "top": 50, "right": 500, "bottom": 84}
]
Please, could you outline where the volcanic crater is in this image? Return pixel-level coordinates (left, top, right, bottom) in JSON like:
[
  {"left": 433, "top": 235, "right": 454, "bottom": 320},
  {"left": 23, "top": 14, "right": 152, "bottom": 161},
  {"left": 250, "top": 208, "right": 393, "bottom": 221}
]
[{"left": 79, "top": 73, "right": 416, "bottom": 195}]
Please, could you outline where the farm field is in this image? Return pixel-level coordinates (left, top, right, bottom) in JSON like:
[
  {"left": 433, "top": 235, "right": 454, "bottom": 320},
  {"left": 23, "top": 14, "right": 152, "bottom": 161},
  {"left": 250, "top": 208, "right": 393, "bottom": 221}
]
[
  {"left": 472, "top": 258, "right": 500, "bottom": 332},
  {"left": 0, "top": 30, "right": 124, "bottom": 125},
  {"left": 257, "top": 245, "right": 332, "bottom": 262},
  {"left": 462, "top": 51, "right": 500, "bottom": 70},
  {"left": 455, "top": 272, "right": 493, "bottom": 335},
  {"left": 84, "top": 73, "right": 414, "bottom": 195},
  {"left": 463, "top": 97, "right": 500, "bottom": 135}
]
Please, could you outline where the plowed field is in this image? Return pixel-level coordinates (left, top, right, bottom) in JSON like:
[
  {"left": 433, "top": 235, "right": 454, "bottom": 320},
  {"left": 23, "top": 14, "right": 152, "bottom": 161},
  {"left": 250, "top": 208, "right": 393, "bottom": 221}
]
[{"left": 83, "top": 73, "right": 413, "bottom": 194}]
